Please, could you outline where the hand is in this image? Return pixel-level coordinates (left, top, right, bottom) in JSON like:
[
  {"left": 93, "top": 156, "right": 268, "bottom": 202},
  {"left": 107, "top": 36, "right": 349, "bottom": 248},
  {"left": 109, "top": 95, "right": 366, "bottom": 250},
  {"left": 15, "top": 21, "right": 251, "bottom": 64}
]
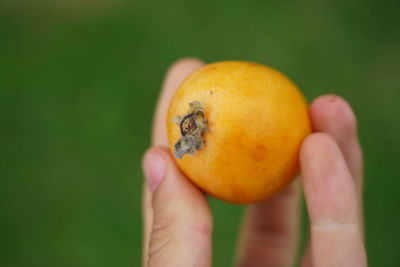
[{"left": 142, "top": 58, "right": 367, "bottom": 267}]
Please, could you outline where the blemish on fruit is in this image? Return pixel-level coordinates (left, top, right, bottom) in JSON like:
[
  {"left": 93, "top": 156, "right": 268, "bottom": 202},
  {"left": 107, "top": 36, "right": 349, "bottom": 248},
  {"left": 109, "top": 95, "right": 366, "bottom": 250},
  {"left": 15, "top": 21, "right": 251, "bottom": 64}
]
[
  {"left": 251, "top": 144, "right": 267, "bottom": 161},
  {"left": 172, "top": 101, "right": 208, "bottom": 159}
]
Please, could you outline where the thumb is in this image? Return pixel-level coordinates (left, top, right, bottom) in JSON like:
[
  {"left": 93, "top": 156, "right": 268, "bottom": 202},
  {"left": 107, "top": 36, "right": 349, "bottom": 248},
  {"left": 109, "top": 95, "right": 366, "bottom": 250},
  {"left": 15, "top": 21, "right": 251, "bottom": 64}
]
[{"left": 142, "top": 147, "right": 213, "bottom": 267}]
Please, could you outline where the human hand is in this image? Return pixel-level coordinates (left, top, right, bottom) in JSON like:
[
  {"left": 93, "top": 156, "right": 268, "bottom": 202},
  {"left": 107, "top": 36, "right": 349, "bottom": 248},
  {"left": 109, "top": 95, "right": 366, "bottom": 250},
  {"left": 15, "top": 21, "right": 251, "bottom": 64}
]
[{"left": 142, "top": 58, "right": 367, "bottom": 267}]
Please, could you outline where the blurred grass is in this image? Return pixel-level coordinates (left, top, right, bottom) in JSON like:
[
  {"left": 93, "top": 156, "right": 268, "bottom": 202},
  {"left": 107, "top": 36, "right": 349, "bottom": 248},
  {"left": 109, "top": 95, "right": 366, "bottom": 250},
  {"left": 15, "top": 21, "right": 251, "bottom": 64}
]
[{"left": 0, "top": 0, "right": 399, "bottom": 266}]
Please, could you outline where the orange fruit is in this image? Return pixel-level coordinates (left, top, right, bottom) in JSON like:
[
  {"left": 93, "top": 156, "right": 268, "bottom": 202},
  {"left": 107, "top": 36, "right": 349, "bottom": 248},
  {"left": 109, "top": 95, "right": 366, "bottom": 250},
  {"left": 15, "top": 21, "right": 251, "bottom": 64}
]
[{"left": 166, "top": 61, "right": 311, "bottom": 203}]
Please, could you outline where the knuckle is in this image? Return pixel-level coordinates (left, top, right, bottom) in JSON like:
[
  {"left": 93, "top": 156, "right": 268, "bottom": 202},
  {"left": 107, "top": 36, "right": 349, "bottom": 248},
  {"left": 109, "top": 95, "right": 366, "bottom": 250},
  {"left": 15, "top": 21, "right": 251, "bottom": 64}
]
[
  {"left": 148, "top": 217, "right": 180, "bottom": 259},
  {"left": 148, "top": 216, "right": 212, "bottom": 260},
  {"left": 313, "top": 217, "right": 359, "bottom": 232}
]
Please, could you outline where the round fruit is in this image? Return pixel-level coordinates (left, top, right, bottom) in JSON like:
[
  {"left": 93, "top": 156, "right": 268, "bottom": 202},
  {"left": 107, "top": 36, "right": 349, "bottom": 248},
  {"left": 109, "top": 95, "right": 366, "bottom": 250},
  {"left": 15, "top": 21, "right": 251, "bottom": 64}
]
[{"left": 166, "top": 61, "right": 311, "bottom": 203}]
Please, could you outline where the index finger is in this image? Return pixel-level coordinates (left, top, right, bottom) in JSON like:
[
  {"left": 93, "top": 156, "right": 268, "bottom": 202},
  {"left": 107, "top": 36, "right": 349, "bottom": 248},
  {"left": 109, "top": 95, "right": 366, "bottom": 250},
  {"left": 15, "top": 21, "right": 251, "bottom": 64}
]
[
  {"left": 152, "top": 58, "right": 205, "bottom": 147},
  {"left": 300, "top": 133, "right": 367, "bottom": 266}
]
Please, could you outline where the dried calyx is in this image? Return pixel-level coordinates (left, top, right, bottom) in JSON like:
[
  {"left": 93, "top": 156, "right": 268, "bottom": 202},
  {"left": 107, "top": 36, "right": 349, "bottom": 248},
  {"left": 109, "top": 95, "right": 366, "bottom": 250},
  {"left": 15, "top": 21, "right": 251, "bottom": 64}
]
[{"left": 172, "top": 101, "right": 208, "bottom": 158}]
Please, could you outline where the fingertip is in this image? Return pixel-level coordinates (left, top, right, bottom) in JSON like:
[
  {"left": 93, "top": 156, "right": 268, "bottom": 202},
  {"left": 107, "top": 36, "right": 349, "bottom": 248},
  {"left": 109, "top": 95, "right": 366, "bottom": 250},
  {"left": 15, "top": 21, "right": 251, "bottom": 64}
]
[
  {"left": 144, "top": 147, "right": 211, "bottom": 220},
  {"left": 300, "top": 132, "right": 338, "bottom": 165},
  {"left": 300, "top": 132, "right": 346, "bottom": 185},
  {"left": 143, "top": 147, "right": 183, "bottom": 177},
  {"left": 310, "top": 94, "right": 357, "bottom": 137},
  {"left": 164, "top": 57, "right": 205, "bottom": 88},
  {"left": 142, "top": 148, "right": 168, "bottom": 193},
  {"left": 167, "top": 57, "right": 205, "bottom": 74},
  {"left": 142, "top": 147, "right": 167, "bottom": 173},
  {"left": 143, "top": 147, "right": 170, "bottom": 162},
  {"left": 142, "top": 147, "right": 178, "bottom": 185}
]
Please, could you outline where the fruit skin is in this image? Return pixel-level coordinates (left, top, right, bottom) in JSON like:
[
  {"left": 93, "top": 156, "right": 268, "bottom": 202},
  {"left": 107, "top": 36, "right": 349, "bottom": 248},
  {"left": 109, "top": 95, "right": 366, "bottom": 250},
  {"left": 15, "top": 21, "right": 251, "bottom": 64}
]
[{"left": 166, "top": 61, "right": 311, "bottom": 203}]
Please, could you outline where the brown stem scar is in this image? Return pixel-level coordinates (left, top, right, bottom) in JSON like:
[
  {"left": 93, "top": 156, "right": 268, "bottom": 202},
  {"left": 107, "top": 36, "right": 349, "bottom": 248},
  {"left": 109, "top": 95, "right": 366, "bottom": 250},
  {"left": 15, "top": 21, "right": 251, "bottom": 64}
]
[{"left": 172, "top": 101, "right": 208, "bottom": 159}]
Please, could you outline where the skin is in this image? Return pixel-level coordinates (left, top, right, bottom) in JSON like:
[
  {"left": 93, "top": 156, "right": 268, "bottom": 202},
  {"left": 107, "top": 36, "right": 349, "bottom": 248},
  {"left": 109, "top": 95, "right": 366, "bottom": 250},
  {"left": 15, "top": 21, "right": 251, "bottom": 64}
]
[{"left": 142, "top": 58, "right": 367, "bottom": 267}]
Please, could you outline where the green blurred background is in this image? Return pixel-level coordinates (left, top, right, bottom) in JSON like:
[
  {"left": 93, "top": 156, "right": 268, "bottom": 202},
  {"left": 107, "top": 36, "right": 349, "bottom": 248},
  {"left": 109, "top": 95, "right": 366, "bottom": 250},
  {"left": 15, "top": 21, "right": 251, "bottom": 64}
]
[{"left": 1, "top": 0, "right": 399, "bottom": 266}]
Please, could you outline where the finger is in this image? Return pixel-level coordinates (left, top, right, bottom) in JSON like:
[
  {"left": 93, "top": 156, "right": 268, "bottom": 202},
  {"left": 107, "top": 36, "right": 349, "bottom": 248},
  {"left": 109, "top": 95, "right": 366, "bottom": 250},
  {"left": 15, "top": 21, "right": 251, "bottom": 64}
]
[
  {"left": 310, "top": 95, "right": 363, "bottom": 194},
  {"left": 143, "top": 147, "right": 212, "bottom": 267},
  {"left": 142, "top": 58, "right": 205, "bottom": 266},
  {"left": 301, "top": 244, "right": 312, "bottom": 267},
  {"left": 302, "top": 95, "right": 364, "bottom": 266},
  {"left": 300, "top": 133, "right": 367, "bottom": 267},
  {"left": 236, "top": 180, "right": 301, "bottom": 267},
  {"left": 309, "top": 94, "right": 364, "bottom": 240},
  {"left": 142, "top": 184, "right": 153, "bottom": 267},
  {"left": 152, "top": 58, "right": 205, "bottom": 146}
]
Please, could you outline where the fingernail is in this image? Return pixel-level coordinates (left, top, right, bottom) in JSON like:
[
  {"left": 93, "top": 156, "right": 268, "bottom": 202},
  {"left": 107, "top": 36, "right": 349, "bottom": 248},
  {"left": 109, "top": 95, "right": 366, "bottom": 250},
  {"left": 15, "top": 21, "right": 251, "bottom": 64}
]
[{"left": 143, "top": 150, "right": 166, "bottom": 192}]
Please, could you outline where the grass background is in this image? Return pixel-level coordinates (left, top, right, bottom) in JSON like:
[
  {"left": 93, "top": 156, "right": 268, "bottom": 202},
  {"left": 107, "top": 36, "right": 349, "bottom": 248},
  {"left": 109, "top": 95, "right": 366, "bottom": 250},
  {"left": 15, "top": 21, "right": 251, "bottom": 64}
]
[{"left": 1, "top": 0, "right": 399, "bottom": 266}]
